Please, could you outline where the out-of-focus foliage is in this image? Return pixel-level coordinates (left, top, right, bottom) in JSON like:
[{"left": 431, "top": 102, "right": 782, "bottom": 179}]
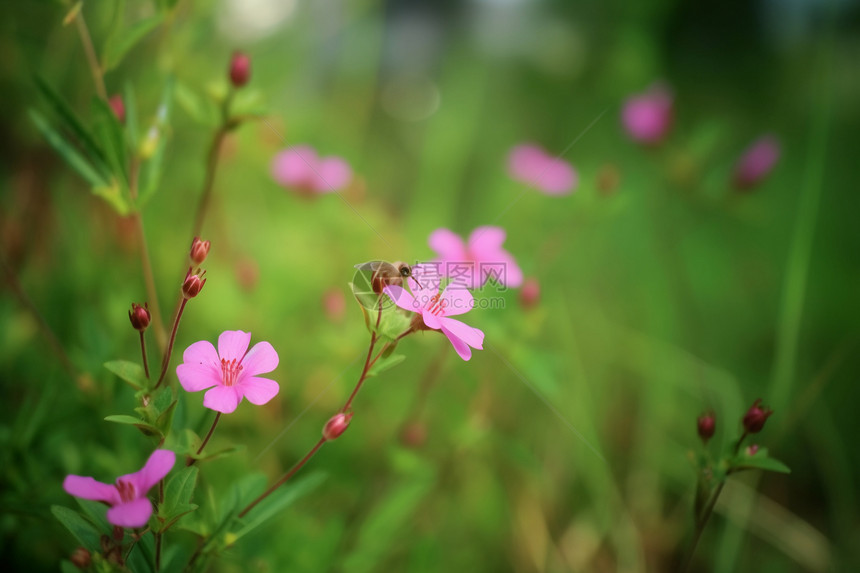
[{"left": 1, "top": 0, "right": 859, "bottom": 571}]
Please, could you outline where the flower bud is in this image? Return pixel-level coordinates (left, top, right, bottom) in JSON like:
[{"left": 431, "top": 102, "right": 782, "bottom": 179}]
[
  {"left": 746, "top": 444, "right": 759, "bottom": 456},
  {"left": 182, "top": 268, "right": 207, "bottom": 299},
  {"left": 742, "top": 399, "right": 773, "bottom": 434},
  {"left": 621, "top": 83, "right": 673, "bottom": 145},
  {"left": 229, "top": 51, "right": 251, "bottom": 88},
  {"left": 322, "top": 412, "right": 352, "bottom": 441},
  {"left": 733, "top": 135, "right": 780, "bottom": 191},
  {"left": 519, "top": 277, "right": 540, "bottom": 310},
  {"left": 129, "top": 302, "right": 151, "bottom": 332},
  {"left": 190, "top": 237, "right": 211, "bottom": 266},
  {"left": 70, "top": 547, "right": 91, "bottom": 569},
  {"left": 697, "top": 412, "right": 715, "bottom": 442},
  {"left": 109, "top": 94, "right": 126, "bottom": 124}
]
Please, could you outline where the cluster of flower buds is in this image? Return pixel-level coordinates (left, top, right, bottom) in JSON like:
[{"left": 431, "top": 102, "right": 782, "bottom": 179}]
[
  {"left": 322, "top": 412, "right": 352, "bottom": 441},
  {"left": 182, "top": 237, "right": 210, "bottom": 299},
  {"left": 697, "top": 398, "right": 774, "bottom": 444}
]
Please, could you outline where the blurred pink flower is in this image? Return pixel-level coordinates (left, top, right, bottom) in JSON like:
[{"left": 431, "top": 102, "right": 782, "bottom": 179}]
[
  {"left": 621, "top": 84, "right": 673, "bottom": 144},
  {"left": 63, "top": 449, "right": 175, "bottom": 528},
  {"left": 176, "top": 330, "right": 279, "bottom": 414},
  {"left": 507, "top": 144, "right": 577, "bottom": 195},
  {"left": 428, "top": 226, "right": 523, "bottom": 290},
  {"left": 733, "top": 135, "right": 780, "bottom": 190},
  {"left": 271, "top": 145, "right": 352, "bottom": 194},
  {"left": 384, "top": 270, "right": 484, "bottom": 361}
]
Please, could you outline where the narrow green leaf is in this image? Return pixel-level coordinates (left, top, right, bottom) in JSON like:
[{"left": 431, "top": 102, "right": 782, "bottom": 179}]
[
  {"left": 232, "top": 472, "right": 326, "bottom": 542},
  {"left": 29, "top": 109, "right": 108, "bottom": 188},
  {"left": 367, "top": 354, "right": 406, "bottom": 378},
  {"left": 138, "top": 77, "right": 174, "bottom": 206},
  {"left": 174, "top": 81, "right": 219, "bottom": 126},
  {"left": 731, "top": 446, "right": 791, "bottom": 474},
  {"left": 91, "top": 96, "right": 129, "bottom": 187},
  {"left": 51, "top": 506, "right": 102, "bottom": 552},
  {"left": 104, "top": 360, "right": 148, "bottom": 390},
  {"left": 103, "top": 14, "right": 164, "bottom": 71},
  {"left": 34, "top": 76, "right": 109, "bottom": 172},
  {"left": 104, "top": 414, "right": 162, "bottom": 437},
  {"left": 123, "top": 82, "right": 139, "bottom": 150}
]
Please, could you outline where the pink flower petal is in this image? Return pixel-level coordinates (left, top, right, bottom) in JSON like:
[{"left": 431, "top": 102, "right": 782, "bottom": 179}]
[
  {"left": 383, "top": 285, "right": 418, "bottom": 313},
  {"left": 508, "top": 144, "right": 546, "bottom": 182},
  {"left": 182, "top": 340, "right": 220, "bottom": 368},
  {"left": 439, "top": 284, "right": 474, "bottom": 317},
  {"left": 240, "top": 341, "right": 279, "bottom": 377},
  {"left": 440, "top": 325, "right": 473, "bottom": 360},
  {"left": 485, "top": 253, "right": 523, "bottom": 288},
  {"left": 107, "top": 497, "right": 153, "bottom": 528},
  {"left": 421, "top": 311, "right": 442, "bottom": 330},
  {"left": 122, "top": 449, "right": 175, "bottom": 493},
  {"left": 313, "top": 157, "right": 352, "bottom": 193},
  {"left": 271, "top": 146, "right": 318, "bottom": 188},
  {"left": 203, "top": 385, "right": 241, "bottom": 414},
  {"left": 468, "top": 226, "right": 506, "bottom": 255},
  {"left": 177, "top": 362, "right": 220, "bottom": 393},
  {"left": 439, "top": 317, "right": 484, "bottom": 349},
  {"left": 63, "top": 476, "right": 119, "bottom": 505},
  {"left": 428, "top": 228, "right": 467, "bottom": 262},
  {"left": 733, "top": 135, "right": 780, "bottom": 190},
  {"left": 537, "top": 158, "right": 577, "bottom": 195},
  {"left": 218, "top": 330, "right": 252, "bottom": 362},
  {"left": 239, "top": 376, "right": 280, "bottom": 405}
]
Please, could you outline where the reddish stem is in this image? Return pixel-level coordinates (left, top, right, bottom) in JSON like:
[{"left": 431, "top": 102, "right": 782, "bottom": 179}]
[{"left": 155, "top": 298, "right": 187, "bottom": 389}]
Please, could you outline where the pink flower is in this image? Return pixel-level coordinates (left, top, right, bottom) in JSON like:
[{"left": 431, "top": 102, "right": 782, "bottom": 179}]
[
  {"left": 428, "top": 226, "right": 523, "bottom": 290},
  {"left": 621, "top": 84, "right": 673, "bottom": 144},
  {"left": 271, "top": 145, "right": 352, "bottom": 194},
  {"left": 63, "top": 449, "right": 175, "bottom": 528},
  {"left": 733, "top": 135, "right": 780, "bottom": 191},
  {"left": 384, "top": 271, "right": 484, "bottom": 361},
  {"left": 507, "top": 144, "right": 577, "bottom": 195},
  {"left": 176, "top": 330, "right": 279, "bottom": 414}
]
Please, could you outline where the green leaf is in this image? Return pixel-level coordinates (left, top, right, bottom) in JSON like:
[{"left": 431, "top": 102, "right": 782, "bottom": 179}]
[
  {"left": 104, "top": 360, "right": 148, "bottom": 390},
  {"left": 102, "top": 14, "right": 164, "bottom": 71},
  {"left": 104, "top": 414, "right": 162, "bottom": 437},
  {"left": 174, "top": 81, "right": 219, "bottom": 126},
  {"left": 190, "top": 444, "right": 246, "bottom": 464},
  {"left": 51, "top": 506, "right": 102, "bottom": 552},
  {"left": 74, "top": 498, "right": 111, "bottom": 533},
  {"left": 367, "top": 354, "right": 406, "bottom": 378},
  {"left": 138, "top": 77, "right": 174, "bottom": 206},
  {"left": 731, "top": 447, "right": 791, "bottom": 474},
  {"left": 232, "top": 472, "right": 326, "bottom": 542},
  {"left": 29, "top": 109, "right": 109, "bottom": 188},
  {"left": 123, "top": 82, "right": 139, "bottom": 150},
  {"left": 34, "top": 76, "right": 109, "bottom": 172},
  {"left": 377, "top": 309, "right": 412, "bottom": 341},
  {"left": 91, "top": 96, "right": 129, "bottom": 188},
  {"left": 158, "top": 466, "right": 199, "bottom": 530}
]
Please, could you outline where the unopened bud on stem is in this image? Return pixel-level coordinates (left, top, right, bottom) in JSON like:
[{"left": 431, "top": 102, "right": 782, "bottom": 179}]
[
  {"left": 229, "top": 52, "right": 251, "bottom": 88},
  {"left": 323, "top": 412, "right": 352, "bottom": 441},
  {"left": 190, "top": 237, "right": 210, "bottom": 266},
  {"left": 742, "top": 399, "right": 773, "bottom": 434},
  {"left": 182, "top": 268, "right": 207, "bottom": 299},
  {"left": 129, "top": 302, "right": 151, "bottom": 332},
  {"left": 697, "top": 412, "right": 716, "bottom": 442}
]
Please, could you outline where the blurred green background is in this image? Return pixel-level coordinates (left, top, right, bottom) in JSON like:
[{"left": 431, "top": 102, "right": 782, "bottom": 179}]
[{"left": 2, "top": 0, "right": 859, "bottom": 571}]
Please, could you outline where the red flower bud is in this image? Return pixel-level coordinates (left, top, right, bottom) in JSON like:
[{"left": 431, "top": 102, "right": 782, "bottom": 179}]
[
  {"left": 519, "top": 277, "right": 540, "bottom": 310},
  {"left": 109, "top": 94, "right": 126, "bottom": 124},
  {"left": 742, "top": 399, "right": 773, "bottom": 434},
  {"left": 229, "top": 51, "right": 251, "bottom": 88},
  {"left": 322, "top": 412, "right": 352, "bottom": 441},
  {"left": 746, "top": 444, "right": 759, "bottom": 456},
  {"left": 697, "top": 412, "right": 716, "bottom": 442},
  {"left": 129, "top": 302, "right": 151, "bottom": 332},
  {"left": 190, "top": 237, "right": 210, "bottom": 266},
  {"left": 70, "top": 547, "right": 91, "bottom": 569},
  {"left": 182, "top": 268, "right": 207, "bottom": 299}
]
